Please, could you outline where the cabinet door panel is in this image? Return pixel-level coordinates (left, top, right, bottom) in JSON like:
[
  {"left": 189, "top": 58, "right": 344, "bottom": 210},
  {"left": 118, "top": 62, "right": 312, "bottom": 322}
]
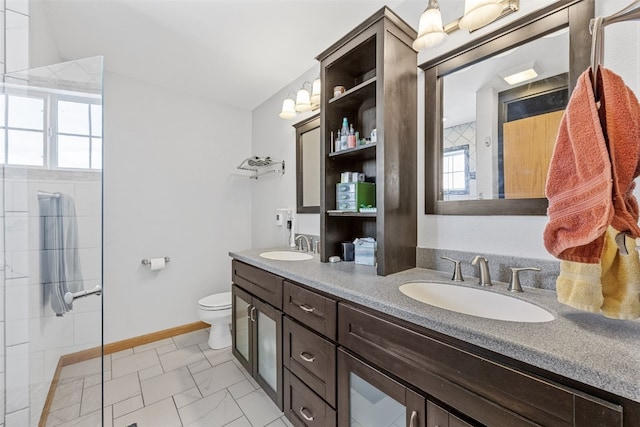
[
  {"left": 253, "top": 297, "right": 283, "bottom": 410},
  {"left": 231, "top": 284, "right": 252, "bottom": 373},
  {"left": 427, "top": 401, "right": 449, "bottom": 427},
  {"left": 283, "top": 317, "right": 336, "bottom": 406},
  {"left": 338, "top": 348, "right": 425, "bottom": 427}
]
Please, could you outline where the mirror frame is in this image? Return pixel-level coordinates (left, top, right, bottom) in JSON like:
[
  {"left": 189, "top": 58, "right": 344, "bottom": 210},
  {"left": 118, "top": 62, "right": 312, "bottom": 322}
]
[
  {"left": 420, "top": 0, "right": 594, "bottom": 215},
  {"left": 294, "top": 113, "right": 321, "bottom": 213}
]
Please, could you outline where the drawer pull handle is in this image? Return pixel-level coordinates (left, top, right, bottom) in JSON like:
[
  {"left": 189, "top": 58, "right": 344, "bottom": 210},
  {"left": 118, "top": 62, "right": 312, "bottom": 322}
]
[
  {"left": 299, "top": 352, "right": 316, "bottom": 363},
  {"left": 410, "top": 410, "right": 418, "bottom": 427},
  {"left": 299, "top": 304, "right": 315, "bottom": 314},
  {"left": 299, "top": 406, "right": 314, "bottom": 422}
]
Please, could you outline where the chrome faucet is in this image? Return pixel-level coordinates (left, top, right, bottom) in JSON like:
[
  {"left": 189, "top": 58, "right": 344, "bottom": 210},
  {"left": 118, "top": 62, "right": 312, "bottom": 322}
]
[
  {"left": 294, "top": 235, "right": 311, "bottom": 252},
  {"left": 471, "top": 255, "right": 492, "bottom": 286},
  {"left": 441, "top": 256, "right": 464, "bottom": 281},
  {"left": 508, "top": 267, "right": 541, "bottom": 292}
]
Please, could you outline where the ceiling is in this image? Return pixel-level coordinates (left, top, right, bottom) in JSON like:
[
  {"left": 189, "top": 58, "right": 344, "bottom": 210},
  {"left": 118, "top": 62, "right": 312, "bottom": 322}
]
[{"left": 36, "top": 0, "right": 446, "bottom": 110}]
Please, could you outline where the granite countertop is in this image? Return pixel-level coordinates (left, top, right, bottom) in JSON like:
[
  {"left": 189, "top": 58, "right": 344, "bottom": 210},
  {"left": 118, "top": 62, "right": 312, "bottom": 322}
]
[{"left": 230, "top": 248, "right": 640, "bottom": 404}]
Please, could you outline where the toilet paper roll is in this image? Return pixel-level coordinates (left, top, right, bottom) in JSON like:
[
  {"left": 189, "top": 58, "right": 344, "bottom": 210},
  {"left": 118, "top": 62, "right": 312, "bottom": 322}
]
[{"left": 149, "top": 258, "right": 166, "bottom": 271}]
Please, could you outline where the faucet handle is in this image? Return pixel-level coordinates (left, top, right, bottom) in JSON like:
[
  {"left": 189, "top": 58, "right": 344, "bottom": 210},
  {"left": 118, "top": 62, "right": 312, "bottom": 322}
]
[
  {"left": 314, "top": 239, "right": 321, "bottom": 255},
  {"left": 440, "top": 256, "right": 464, "bottom": 282},
  {"left": 508, "top": 267, "right": 541, "bottom": 292}
]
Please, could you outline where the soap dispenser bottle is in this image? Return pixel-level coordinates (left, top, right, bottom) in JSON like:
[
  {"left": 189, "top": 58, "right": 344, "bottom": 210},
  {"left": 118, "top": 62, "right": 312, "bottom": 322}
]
[
  {"left": 341, "top": 118, "right": 349, "bottom": 150},
  {"left": 348, "top": 124, "right": 356, "bottom": 148}
]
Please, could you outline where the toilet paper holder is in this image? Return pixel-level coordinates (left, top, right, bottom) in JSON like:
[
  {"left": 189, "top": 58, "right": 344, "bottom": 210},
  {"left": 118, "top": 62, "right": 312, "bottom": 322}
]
[{"left": 141, "top": 256, "right": 171, "bottom": 266}]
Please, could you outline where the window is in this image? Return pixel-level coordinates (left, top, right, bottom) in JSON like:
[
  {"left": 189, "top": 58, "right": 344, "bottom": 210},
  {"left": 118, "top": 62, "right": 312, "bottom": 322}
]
[
  {"left": 0, "top": 91, "right": 102, "bottom": 170},
  {"left": 1, "top": 94, "right": 46, "bottom": 166},
  {"left": 443, "top": 145, "right": 469, "bottom": 195},
  {"left": 56, "top": 100, "right": 102, "bottom": 169}
]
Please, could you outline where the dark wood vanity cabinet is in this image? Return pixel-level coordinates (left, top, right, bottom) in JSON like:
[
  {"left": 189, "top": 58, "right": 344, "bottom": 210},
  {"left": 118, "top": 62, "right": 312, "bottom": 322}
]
[
  {"left": 282, "top": 281, "right": 338, "bottom": 426},
  {"left": 231, "top": 260, "right": 637, "bottom": 426},
  {"left": 231, "top": 261, "right": 284, "bottom": 409},
  {"left": 338, "top": 303, "right": 625, "bottom": 427}
]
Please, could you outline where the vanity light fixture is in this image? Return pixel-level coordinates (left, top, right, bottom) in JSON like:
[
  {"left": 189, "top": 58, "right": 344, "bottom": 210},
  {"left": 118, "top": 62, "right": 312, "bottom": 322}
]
[
  {"left": 459, "top": 0, "right": 503, "bottom": 31},
  {"left": 413, "top": 0, "right": 519, "bottom": 51},
  {"left": 413, "top": 0, "right": 448, "bottom": 50},
  {"left": 279, "top": 78, "right": 321, "bottom": 119},
  {"left": 278, "top": 96, "right": 297, "bottom": 120},
  {"left": 499, "top": 61, "right": 541, "bottom": 85}
]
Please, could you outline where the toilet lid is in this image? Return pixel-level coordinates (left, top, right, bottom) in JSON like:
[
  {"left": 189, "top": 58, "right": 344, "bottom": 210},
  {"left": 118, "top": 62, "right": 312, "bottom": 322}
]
[{"left": 198, "top": 291, "right": 232, "bottom": 310}]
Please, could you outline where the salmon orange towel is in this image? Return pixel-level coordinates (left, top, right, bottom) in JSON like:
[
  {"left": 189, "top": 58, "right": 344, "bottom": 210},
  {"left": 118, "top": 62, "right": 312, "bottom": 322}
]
[{"left": 544, "top": 67, "right": 640, "bottom": 263}]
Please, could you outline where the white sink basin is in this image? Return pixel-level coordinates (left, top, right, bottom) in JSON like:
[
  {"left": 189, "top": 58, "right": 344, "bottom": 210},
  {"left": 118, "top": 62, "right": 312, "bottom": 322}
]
[
  {"left": 399, "top": 282, "right": 554, "bottom": 323},
  {"left": 259, "top": 251, "right": 313, "bottom": 261}
]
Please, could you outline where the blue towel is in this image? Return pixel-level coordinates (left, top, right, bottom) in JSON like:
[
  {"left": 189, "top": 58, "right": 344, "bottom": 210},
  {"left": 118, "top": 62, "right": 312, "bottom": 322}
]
[{"left": 39, "top": 193, "right": 84, "bottom": 316}]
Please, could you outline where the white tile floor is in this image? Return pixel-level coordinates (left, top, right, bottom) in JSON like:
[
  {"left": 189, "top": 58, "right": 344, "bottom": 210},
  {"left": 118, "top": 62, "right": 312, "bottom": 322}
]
[{"left": 45, "top": 329, "right": 293, "bottom": 427}]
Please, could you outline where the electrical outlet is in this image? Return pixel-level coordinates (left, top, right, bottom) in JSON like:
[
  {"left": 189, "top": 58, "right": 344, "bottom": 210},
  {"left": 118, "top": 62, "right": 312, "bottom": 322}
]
[{"left": 275, "top": 212, "right": 283, "bottom": 226}]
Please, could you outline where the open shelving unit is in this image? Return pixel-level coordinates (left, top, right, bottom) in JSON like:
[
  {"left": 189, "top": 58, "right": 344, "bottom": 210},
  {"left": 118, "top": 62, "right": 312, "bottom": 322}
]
[{"left": 316, "top": 7, "right": 417, "bottom": 276}]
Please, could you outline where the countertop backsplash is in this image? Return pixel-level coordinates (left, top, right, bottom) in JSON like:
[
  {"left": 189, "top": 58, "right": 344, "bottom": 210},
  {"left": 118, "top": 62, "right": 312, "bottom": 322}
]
[{"left": 417, "top": 247, "right": 561, "bottom": 291}]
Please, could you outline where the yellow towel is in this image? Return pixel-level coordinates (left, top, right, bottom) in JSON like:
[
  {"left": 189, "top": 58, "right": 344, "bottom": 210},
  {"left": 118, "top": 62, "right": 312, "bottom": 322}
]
[{"left": 557, "top": 226, "right": 640, "bottom": 319}]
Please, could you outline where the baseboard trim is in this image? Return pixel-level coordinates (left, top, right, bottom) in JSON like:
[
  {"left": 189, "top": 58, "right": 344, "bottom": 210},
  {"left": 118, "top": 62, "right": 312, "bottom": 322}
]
[{"left": 39, "top": 321, "right": 209, "bottom": 427}]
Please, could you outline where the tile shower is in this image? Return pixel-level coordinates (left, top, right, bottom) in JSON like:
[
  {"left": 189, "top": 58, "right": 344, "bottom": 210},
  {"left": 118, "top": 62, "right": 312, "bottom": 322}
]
[{"left": 0, "top": 57, "right": 104, "bottom": 426}]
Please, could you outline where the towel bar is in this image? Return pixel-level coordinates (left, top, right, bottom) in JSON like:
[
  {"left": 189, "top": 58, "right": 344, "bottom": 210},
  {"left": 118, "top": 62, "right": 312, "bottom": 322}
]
[
  {"left": 141, "top": 257, "right": 171, "bottom": 266},
  {"left": 64, "top": 285, "right": 102, "bottom": 305}
]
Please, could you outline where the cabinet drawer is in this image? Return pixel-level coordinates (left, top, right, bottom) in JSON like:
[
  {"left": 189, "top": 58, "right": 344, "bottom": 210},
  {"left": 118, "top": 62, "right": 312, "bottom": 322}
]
[
  {"left": 284, "top": 368, "right": 336, "bottom": 427},
  {"left": 232, "top": 260, "right": 283, "bottom": 309},
  {"left": 284, "top": 281, "right": 337, "bottom": 340},
  {"left": 283, "top": 317, "right": 336, "bottom": 407},
  {"left": 339, "top": 303, "right": 623, "bottom": 427}
]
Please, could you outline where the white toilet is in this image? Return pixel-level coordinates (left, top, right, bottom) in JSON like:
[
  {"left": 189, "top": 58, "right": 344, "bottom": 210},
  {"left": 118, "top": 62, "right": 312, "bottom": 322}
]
[{"left": 197, "top": 291, "right": 232, "bottom": 349}]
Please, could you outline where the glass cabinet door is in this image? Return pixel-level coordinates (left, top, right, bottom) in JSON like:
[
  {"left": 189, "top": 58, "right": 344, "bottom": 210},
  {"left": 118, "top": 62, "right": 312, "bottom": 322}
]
[
  {"left": 232, "top": 285, "right": 252, "bottom": 372},
  {"left": 253, "top": 297, "right": 283, "bottom": 409},
  {"left": 338, "top": 349, "right": 425, "bottom": 427}
]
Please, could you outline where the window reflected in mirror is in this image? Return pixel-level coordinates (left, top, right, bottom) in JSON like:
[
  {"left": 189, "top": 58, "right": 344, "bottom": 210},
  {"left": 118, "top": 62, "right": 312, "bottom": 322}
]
[{"left": 441, "top": 27, "right": 569, "bottom": 202}]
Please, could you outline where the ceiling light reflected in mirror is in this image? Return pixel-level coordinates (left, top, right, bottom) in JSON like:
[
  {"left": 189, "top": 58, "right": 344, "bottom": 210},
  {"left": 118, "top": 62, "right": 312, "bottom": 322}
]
[{"left": 499, "top": 62, "right": 541, "bottom": 85}]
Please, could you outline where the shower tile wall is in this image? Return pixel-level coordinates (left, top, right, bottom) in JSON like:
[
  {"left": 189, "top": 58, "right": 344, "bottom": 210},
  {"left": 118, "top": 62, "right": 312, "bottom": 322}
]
[
  {"left": 2, "top": 168, "right": 101, "bottom": 427},
  {"left": 0, "top": 3, "right": 32, "bottom": 426}
]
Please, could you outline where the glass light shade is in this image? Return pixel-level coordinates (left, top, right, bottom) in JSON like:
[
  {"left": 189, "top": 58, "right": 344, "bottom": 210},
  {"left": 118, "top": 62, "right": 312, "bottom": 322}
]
[
  {"left": 295, "top": 88, "right": 312, "bottom": 112},
  {"left": 279, "top": 98, "right": 297, "bottom": 119},
  {"left": 459, "top": 0, "right": 502, "bottom": 31},
  {"left": 413, "top": 6, "right": 448, "bottom": 50},
  {"left": 310, "top": 78, "right": 321, "bottom": 105}
]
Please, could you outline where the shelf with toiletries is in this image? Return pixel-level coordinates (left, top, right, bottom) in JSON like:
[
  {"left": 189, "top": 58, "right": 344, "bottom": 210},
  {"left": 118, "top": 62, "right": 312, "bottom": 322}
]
[
  {"left": 317, "top": 7, "right": 417, "bottom": 276},
  {"left": 328, "top": 76, "right": 376, "bottom": 107},
  {"left": 326, "top": 211, "right": 377, "bottom": 218},
  {"left": 328, "top": 142, "right": 376, "bottom": 159}
]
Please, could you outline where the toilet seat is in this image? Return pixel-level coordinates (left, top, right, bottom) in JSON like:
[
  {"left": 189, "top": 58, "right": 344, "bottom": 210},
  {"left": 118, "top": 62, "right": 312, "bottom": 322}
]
[{"left": 198, "top": 291, "right": 232, "bottom": 311}]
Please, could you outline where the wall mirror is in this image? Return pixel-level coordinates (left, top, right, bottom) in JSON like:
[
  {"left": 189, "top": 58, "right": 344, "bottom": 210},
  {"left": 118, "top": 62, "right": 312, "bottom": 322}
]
[
  {"left": 421, "top": 0, "right": 593, "bottom": 215},
  {"left": 295, "top": 114, "right": 321, "bottom": 213}
]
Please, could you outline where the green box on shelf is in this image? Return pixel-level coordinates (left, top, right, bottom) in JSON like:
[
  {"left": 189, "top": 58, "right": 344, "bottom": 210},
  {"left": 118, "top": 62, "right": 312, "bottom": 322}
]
[{"left": 336, "top": 182, "right": 375, "bottom": 212}]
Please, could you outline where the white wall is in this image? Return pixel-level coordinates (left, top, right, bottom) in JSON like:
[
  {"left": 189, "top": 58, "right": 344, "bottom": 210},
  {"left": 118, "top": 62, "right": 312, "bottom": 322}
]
[
  {"left": 103, "top": 71, "right": 252, "bottom": 343},
  {"left": 250, "top": 66, "right": 320, "bottom": 249}
]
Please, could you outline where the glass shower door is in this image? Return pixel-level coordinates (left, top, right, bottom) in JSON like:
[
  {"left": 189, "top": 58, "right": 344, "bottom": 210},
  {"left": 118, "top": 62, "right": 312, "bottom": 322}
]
[{"left": 0, "top": 57, "right": 104, "bottom": 427}]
